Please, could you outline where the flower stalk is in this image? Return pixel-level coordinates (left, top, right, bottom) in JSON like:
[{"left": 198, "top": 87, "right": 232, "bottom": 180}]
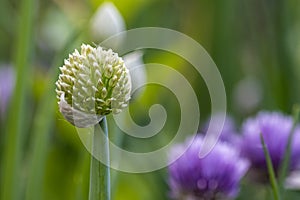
[
  {"left": 89, "top": 117, "right": 110, "bottom": 200},
  {"left": 260, "top": 133, "right": 281, "bottom": 200},
  {"left": 278, "top": 105, "right": 300, "bottom": 188}
]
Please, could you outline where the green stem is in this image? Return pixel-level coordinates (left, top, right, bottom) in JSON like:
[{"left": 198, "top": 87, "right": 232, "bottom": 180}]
[
  {"left": 1, "top": 0, "right": 36, "bottom": 198},
  {"left": 260, "top": 133, "right": 281, "bottom": 200},
  {"left": 24, "top": 27, "right": 85, "bottom": 200},
  {"left": 89, "top": 117, "right": 111, "bottom": 200},
  {"left": 278, "top": 105, "right": 300, "bottom": 193}
]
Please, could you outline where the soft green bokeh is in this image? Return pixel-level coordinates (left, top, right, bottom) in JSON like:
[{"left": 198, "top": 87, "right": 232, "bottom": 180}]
[{"left": 0, "top": 0, "right": 300, "bottom": 199}]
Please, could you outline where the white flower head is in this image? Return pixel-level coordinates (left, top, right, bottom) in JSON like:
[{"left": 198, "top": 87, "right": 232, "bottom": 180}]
[{"left": 56, "top": 44, "right": 131, "bottom": 127}]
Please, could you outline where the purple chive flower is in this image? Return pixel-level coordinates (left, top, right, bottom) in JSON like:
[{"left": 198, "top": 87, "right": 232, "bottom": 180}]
[
  {"left": 202, "top": 114, "right": 241, "bottom": 146},
  {"left": 0, "top": 66, "right": 15, "bottom": 118},
  {"left": 241, "top": 111, "right": 300, "bottom": 175},
  {"left": 168, "top": 135, "right": 249, "bottom": 200}
]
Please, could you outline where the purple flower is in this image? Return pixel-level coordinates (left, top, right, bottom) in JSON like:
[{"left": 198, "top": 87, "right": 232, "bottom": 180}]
[
  {"left": 0, "top": 66, "right": 15, "bottom": 118},
  {"left": 168, "top": 135, "right": 249, "bottom": 200},
  {"left": 202, "top": 113, "right": 241, "bottom": 146},
  {"left": 240, "top": 111, "right": 300, "bottom": 174}
]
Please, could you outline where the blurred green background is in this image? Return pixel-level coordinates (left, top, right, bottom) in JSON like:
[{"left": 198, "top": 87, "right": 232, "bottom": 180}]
[{"left": 0, "top": 0, "right": 300, "bottom": 199}]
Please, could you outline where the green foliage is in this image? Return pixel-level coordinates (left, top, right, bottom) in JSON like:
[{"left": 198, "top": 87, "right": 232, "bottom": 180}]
[{"left": 1, "top": 0, "right": 300, "bottom": 199}]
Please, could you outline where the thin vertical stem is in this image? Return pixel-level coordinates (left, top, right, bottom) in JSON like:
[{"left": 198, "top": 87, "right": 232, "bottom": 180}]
[
  {"left": 260, "top": 133, "right": 281, "bottom": 200},
  {"left": 0, "top": 0, "right": 36, "bottom": 198},
  {"left": 89, "top": 117, "right": 111, "bottom": 200},
  {"left": 24, "top": 28, "right": 85, "bottom": 200},
  {"left": 278, "top": 105, "right": 300, "bottom": 193}
]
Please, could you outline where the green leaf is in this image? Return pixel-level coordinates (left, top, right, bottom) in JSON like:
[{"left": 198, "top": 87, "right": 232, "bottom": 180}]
[
  {"left": 0, "top": 0, "right": 36, "bottom": 199},
  {"left": 260, "top": 133, "right": 281, "bottom": 200},
  {"left": 278, "top": 105, "right": 300, "bottom": 194},
  {"left": 24, "top": 27, "right": 85, "bottom": 200}
]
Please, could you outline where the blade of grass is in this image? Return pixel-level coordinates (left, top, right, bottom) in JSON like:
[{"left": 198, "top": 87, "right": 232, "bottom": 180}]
[
  {"left": 24, "top": 28, "right": 86, "bottom": 200},
  {"left": 260, "top": 133, "right": 281, "bottom": 200},
  {"left": 89, "top": 117, "right": 111, "bottom": 200},
  {"left": 278, "top": 105, "right": 300, "bottom": 191},
  {"left": 0, "top": 0, "right": 36, "bottom": 199}
]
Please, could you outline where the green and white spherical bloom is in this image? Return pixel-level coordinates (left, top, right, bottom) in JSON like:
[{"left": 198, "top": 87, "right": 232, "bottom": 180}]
[{"left": 56, "top": 44, "right": 131, "bottom": 127}]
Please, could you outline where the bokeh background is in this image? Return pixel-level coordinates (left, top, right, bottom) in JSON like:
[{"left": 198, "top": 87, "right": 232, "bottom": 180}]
[{"left": 0, "top": 0, "right": 300, "bottom": 199}]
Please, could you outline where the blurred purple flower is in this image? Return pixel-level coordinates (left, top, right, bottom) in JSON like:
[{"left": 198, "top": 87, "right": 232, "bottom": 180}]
[
  {"left": 0, "top": 66, "right": 15, "bottom": 118},
  {"left": 168, "top": 135, "right": 249, "bottom": 200},
  {"left": 241, "top": 111, "right": 300, "bottom": 174},
  {"left": 202, "top": 113, "right": 241, "bottom": 146}
]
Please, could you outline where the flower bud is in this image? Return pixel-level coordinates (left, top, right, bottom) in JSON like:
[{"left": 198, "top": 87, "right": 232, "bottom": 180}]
[{"left": 56, "top": 44, "right": 131, "bottom": 127}]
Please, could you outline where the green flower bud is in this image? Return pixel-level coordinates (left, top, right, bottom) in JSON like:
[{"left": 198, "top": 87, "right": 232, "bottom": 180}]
[{"left": 56, "top": 44, "right": 131, "bottom": 127}]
